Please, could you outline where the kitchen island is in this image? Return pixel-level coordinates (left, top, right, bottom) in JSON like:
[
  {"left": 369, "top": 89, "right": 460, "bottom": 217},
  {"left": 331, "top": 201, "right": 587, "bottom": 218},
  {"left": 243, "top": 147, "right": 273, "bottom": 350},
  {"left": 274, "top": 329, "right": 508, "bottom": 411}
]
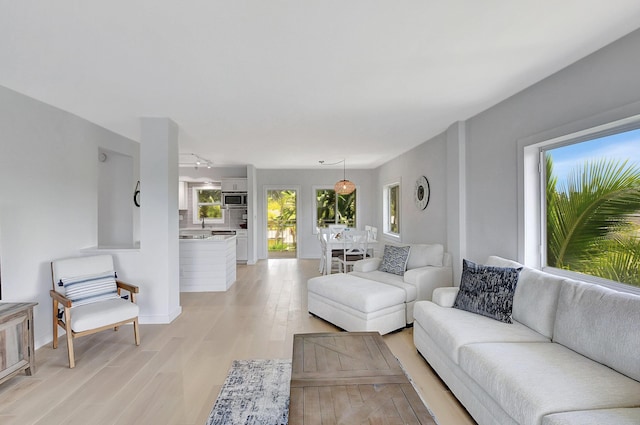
[{"left": 179, "top": 234, "right": 236, "bottom": 292}]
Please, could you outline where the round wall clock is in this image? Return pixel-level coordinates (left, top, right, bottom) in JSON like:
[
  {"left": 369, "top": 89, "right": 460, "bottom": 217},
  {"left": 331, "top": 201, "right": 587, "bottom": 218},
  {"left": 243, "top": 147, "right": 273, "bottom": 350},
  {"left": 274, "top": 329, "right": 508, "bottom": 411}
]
[{"left": 414, "top": 176, "right": 430, "bottom": 210}]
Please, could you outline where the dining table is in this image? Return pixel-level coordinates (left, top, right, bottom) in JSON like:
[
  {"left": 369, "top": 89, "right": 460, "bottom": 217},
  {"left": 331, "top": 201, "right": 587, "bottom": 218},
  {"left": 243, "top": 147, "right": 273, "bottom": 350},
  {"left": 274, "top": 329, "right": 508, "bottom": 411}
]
[{"left": 321, "top": 230, "right": 378, "bottom": 274}]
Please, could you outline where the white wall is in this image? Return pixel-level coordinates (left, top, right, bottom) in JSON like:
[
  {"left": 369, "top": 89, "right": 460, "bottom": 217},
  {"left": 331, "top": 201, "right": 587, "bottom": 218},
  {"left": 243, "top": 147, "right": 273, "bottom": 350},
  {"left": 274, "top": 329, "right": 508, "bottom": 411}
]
[
  {"left": 256, "top": 168, "right": 376, "bottom": 260},
  {"left": 0, "top": 85, "right": 140, "bottom": 347}
]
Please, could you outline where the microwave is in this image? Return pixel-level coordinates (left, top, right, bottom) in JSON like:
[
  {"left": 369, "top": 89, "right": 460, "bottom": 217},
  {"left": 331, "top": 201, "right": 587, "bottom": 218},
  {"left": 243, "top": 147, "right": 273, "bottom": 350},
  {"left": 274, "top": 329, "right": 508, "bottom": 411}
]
[{"left": 223, "top": 193, "right": 247, "bottom": 207}]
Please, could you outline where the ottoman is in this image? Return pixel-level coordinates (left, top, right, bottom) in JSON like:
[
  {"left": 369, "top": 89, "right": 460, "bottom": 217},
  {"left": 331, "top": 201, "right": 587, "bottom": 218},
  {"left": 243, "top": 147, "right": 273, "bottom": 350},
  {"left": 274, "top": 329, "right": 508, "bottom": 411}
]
[{"left": 307, "top": 273, "right": 407, "bottom": 335}]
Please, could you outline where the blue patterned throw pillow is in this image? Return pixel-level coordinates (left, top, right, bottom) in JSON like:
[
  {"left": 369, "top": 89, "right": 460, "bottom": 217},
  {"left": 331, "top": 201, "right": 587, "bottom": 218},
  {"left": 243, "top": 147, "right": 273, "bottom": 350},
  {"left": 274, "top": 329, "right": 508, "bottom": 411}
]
[
  {"left": 453, "top": 259, "right": 522, "bottom": 323},
  {"left": 378, "top": 245, "right": 411, "bottom": 276}
]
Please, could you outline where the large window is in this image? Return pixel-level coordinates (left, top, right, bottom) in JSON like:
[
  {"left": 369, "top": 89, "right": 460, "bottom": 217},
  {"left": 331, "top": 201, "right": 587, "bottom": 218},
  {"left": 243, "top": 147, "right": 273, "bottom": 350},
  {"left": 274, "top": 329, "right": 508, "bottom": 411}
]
[
  {"left": 383, "top": 182, "right": 400, "bottom": 238},
  {"left": 314, "top": 187, "right": 357, "bottom": 229},
  {"left": 192, "top": 185, "right": 224, "bottom": 225},
  {"left": 532, "top": 122, "right": 640, "bottom": 290}
]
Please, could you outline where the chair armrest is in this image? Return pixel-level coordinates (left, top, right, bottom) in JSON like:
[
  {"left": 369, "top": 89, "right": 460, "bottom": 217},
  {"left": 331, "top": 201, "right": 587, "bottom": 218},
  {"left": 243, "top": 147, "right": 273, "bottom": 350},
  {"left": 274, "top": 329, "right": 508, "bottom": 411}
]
[
  {"left": 50, "top": 289, "right": 72, "bottom": 308},
  {"left": 432, "top": 287, "right": 459, "bottom": 307},
  {"left": 353, "top": 258, "right": 381, "bottom": 273},
  {"left": 116, "top": 280, "right": 139, "bottom": 294},
  {"left": 403, "top": 265, "right": 453, "bottom": 301}
]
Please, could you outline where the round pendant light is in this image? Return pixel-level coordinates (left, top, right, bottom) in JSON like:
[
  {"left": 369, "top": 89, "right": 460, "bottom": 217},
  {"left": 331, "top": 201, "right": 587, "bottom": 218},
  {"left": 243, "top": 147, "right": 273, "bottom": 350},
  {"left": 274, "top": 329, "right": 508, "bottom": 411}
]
[{"left": 334, "top": 179, "right": 356, "bottom": 195}]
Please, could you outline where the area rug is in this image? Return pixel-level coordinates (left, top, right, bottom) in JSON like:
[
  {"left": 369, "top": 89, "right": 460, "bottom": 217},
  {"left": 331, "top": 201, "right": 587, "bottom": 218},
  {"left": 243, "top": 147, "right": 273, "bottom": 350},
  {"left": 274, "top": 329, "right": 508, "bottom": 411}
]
[{"left": 206, "top": 359, "right": 291, "bottom": 425}]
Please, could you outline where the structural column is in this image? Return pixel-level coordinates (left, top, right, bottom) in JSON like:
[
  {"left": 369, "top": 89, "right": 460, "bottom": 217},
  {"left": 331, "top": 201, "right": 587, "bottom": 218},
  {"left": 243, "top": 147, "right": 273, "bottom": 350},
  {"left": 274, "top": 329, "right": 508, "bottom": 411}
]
[{"left": 139, "top": 117, "right": 181, "bottom": 322}]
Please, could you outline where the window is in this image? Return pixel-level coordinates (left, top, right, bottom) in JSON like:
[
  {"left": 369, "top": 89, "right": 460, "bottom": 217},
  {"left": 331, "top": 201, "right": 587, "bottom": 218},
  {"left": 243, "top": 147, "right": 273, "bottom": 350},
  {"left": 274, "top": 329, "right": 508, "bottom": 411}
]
[
  {"left": 192, "top": 185, "right": 224, "bottom": 225},
  {"left": 383, "top": 182, "right": 400, "bottom": 238},
  {"left": 524, "top": 117, "right": 640, "bottom": 291},
  {"left": 314, "top": 187, "right": 357, "bottom": 229}
]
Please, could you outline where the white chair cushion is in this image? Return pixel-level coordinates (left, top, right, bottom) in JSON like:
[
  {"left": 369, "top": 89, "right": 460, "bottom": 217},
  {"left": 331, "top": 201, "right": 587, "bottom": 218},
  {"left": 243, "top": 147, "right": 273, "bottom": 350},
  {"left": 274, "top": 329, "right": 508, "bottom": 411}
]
[{"left": 69, "top": 298, "right": 139, "bottom": 333}]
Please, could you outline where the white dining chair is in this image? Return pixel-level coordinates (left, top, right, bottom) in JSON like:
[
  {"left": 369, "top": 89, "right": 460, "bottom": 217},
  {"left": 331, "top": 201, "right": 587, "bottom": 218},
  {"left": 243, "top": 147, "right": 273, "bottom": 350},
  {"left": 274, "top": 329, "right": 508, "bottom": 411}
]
[
  {"left": 318, "top": 228, "right": 341, "bottom": 274},
  {"left": 337, "top": 230, "right": 369, "bottom": 273}
]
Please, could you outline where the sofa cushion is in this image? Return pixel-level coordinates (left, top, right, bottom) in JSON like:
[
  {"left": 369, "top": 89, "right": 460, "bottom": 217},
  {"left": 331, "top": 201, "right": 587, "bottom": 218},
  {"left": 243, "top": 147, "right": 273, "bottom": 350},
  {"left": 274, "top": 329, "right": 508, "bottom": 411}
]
[
  {"left": 378, "top": 245, "right": 411, "bottom": 276},
  {"left": 459, "top": 342, "right": 640, "bottom": 425},
  {"left": 307, "top": 274, "right": 406, "bottom": 313},
  {"left": 349, "top": 270, "right": 417, "bottom": 302},
  {"left": 542, "top": 408, "right": 640, "bottom": 425},
  {"left": 413, "top": 301, "right": 549, "bottom": 364},
  {"left": 352, "top": 257, "right": 381, "bottom": 273},
  {"left": 453, "top": 259, "right": 521, "bottom": 323},
  {"left": 406, "top": 244, "right": 443, "bottom": 269},
  {"left": 486, "top": 256, "right": 563, "bottom": 339},
  {"left": 553, "top": 279, "right": 640, "bottom": 382}
]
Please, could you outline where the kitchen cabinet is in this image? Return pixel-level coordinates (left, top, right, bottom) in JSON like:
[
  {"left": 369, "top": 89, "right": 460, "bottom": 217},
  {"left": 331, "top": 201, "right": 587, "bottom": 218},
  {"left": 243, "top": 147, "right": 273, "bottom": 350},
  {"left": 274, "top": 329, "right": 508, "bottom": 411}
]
[
  {"left": 178, "top": 181, "right": 189, "bottom": 210},
  {"left": 236, "top": 229, "right": 248, "bottom": 262},
  {"left": 221, "top": 178, "right": 247, "bottom": 192},
  {"left": 0, "top": 303, "right": 37, "bottom": 385}
]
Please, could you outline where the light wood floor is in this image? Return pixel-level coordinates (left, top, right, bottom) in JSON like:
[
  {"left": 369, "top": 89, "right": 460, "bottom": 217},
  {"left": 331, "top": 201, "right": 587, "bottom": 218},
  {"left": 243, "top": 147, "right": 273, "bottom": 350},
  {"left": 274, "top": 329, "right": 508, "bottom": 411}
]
[{"left": 0, "top": 259, "right": 476, "bottom": 425}]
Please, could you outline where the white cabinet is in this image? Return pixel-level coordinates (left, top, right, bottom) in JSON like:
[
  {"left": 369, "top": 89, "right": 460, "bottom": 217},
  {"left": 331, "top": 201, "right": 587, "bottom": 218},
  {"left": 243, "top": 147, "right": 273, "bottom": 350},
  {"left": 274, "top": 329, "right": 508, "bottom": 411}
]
[
  {"left": 236, "top": 229, "right": 248, "bottom": 262},
  {"left": 178, "top": 181, "right": 189, "bottom": 210},
  {"left": 221, "top": 178, "right": 247, "bottom": 192}
]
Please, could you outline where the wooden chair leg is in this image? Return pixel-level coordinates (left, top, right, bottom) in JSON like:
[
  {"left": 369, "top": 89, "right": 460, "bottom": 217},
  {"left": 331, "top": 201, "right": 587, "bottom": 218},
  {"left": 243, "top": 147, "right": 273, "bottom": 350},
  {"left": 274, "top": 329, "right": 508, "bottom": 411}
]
[
  {"left": 133, "top": 318, "right": 140, "bottom": 346},
  {"left": 64, "top": 308, "right": 75, "bottom": 368},
  {"left": 52, "top": 299, "right": 59, "bottom": 349}
]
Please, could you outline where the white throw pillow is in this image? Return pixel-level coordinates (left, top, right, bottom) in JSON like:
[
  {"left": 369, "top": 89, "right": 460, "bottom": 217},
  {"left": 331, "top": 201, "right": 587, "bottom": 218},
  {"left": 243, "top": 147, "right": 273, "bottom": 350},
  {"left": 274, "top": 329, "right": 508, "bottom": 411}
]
[{"left": 406, "top": 244, "right": 444, "bottom": 269}]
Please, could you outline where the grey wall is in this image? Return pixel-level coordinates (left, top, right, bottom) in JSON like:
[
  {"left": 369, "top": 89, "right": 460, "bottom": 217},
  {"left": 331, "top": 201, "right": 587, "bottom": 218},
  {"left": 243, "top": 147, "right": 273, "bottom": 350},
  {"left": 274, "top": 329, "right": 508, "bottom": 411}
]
[
  {"left": 463, "top": 28, "right": 640, "bottom": 264},
  {"left": 374, "top": 133, "right": 448, "bottom": 246},
  {"left": 0, "top": 85, "right": 140, "bottom": 347}
]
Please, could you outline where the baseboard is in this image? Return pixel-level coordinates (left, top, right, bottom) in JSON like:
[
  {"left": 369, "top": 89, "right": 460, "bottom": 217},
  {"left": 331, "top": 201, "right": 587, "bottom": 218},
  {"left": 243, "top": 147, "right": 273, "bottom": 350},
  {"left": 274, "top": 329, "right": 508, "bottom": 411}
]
[{"left": 139, "top": 305, "right": 182, "bottom": 324}]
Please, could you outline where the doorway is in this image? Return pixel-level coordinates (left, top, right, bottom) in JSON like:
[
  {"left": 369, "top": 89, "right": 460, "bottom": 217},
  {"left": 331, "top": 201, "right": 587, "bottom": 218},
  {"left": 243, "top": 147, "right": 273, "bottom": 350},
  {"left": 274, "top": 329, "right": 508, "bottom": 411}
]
[{"left": 266, "top": 189, "right": 297, "bottom": 259}]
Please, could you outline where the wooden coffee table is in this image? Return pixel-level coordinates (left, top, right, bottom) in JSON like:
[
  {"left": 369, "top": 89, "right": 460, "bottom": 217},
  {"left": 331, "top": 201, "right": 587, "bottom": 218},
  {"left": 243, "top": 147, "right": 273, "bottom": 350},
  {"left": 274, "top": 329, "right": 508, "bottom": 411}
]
[{"left": 289, "top": 332, "right": 436, "bottom": 425}]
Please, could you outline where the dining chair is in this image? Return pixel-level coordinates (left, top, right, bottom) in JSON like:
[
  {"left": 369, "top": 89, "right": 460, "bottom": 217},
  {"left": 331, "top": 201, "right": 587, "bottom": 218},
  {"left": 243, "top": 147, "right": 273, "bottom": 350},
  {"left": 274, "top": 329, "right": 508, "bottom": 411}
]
[
  {"left": 318, "top": 227, "right": 341, "bottom": 275},
  {"left": 328, "top": 224, "right": 347, "bottom": 239},
  {"left": 337, "top": 230, "right": 369, "bottom": 273}
]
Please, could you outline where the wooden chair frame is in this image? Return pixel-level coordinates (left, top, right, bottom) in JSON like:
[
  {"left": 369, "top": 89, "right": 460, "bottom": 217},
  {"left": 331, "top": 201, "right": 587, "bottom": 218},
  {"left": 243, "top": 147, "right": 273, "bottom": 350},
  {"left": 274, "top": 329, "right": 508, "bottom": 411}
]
[{"left": 50, "top": 263, "right": 140, "bottom": 368}]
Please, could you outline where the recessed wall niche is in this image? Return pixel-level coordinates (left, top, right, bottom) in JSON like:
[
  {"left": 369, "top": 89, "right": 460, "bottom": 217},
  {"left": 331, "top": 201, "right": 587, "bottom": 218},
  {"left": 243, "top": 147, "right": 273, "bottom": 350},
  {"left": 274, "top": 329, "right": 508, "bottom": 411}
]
[{"left": 98, "top": 148, "right": 135, "bottom": 248}]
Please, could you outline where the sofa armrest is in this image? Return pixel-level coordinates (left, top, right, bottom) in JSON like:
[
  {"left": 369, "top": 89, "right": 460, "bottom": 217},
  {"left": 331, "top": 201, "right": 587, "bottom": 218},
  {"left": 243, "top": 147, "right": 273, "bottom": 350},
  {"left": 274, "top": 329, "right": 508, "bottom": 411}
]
[
  {"left": 353, "top": 257, "right": 382, "bottom": 273},
  {"left": 432, "top": 287, "right": 459, "bottom": 307},
  {"left": 403, "top": 265, "right": 453, "bottom": 301}
]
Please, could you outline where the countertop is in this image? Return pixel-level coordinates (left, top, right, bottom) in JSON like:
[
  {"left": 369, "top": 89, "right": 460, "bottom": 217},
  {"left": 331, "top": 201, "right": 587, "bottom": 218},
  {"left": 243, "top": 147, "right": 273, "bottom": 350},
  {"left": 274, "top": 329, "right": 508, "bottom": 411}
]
[{"left": 179, "top": 234, "right": 236, "bottom": 241}]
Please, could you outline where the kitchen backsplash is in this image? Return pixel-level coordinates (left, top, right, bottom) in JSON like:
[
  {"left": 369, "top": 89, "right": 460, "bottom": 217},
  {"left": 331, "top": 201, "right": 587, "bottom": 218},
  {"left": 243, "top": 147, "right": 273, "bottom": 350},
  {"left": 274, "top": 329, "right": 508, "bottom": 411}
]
[{"left": 179, "top": 183, "right": 247, "bottom": 229}]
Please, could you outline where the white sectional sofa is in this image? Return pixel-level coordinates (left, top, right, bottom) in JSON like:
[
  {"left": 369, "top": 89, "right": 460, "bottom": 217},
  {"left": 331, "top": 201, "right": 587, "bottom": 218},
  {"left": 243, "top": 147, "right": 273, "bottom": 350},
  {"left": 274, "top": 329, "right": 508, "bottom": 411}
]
[
  {"left": 307, "top": 243, "right": 453, "bottom": 334},
  {"left": 413, "top": 256, "right": 640, "bottom": 425}
]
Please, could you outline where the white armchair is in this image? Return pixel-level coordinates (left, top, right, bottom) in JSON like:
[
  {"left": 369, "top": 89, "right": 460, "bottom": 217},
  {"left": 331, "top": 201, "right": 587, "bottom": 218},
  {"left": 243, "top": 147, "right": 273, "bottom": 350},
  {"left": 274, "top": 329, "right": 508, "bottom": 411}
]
[{"left": 50, "top": 254, "right": 140, "bottom": 368}]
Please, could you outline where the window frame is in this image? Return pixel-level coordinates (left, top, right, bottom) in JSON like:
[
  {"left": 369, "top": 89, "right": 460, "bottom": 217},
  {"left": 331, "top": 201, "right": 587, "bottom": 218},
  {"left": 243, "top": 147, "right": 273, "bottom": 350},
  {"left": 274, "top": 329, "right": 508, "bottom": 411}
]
[
  {"left": 312, "top": 185, "right": 359, "bottom": 233},
  {"left": 519, "top": 113, "right": 640, "bottom": 295},
  {"left": 383, "top": 180, "right": 401, "bottom": 241},
  {"left": 191, "top": 185, "right": 225, "bottom": 225}
]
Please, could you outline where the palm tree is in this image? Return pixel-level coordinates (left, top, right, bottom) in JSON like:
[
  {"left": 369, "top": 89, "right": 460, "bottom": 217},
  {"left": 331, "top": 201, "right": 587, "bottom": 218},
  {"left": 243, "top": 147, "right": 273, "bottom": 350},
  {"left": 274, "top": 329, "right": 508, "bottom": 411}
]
[
  {"left": 267, "top": 190, "right": 296, "bottom": 251},
  {"left": 546, "top": 155, "right": 640, "bottom": 286}
]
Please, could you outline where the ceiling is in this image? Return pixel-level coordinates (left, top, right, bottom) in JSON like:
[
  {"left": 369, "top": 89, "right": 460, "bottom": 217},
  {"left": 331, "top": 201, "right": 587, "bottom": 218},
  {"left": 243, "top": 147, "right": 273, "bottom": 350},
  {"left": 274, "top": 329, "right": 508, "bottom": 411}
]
[{"left": 2, "top": 1, "right": 640, "bottom": 169}]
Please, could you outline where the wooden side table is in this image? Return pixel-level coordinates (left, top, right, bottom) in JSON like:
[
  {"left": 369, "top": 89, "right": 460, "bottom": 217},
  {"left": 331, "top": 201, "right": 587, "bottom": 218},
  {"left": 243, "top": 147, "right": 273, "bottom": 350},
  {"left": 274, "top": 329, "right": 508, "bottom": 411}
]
[{"left": 0, "top": 302, "right": 37, "bottom": 385}]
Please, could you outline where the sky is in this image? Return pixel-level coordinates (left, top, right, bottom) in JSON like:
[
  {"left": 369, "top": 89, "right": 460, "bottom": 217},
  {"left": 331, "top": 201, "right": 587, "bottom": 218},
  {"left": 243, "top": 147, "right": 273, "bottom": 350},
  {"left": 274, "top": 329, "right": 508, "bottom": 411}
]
[{"left": 547, "top": 127, "right": 640, "bottom": 190}]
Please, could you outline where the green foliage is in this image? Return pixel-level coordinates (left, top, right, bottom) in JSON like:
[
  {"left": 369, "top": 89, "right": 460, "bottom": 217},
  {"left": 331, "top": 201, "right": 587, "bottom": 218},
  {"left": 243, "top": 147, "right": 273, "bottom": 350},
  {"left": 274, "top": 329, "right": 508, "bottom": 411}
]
[
  {"left": 316, "top": 189, "right": 356, "bottom": 227},
  {"left": 546, "top": 155, "right": 640, "bottom": 287},
  {"left": 267, "top": 190, "right": 297, "bottom": 251}
]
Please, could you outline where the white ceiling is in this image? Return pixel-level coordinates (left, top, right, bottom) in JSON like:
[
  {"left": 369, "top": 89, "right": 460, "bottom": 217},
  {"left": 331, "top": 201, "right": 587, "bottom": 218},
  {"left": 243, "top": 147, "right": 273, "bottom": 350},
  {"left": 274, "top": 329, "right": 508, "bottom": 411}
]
[{"left": 2, "top": 1, "right": 640, "bottom": 169}]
